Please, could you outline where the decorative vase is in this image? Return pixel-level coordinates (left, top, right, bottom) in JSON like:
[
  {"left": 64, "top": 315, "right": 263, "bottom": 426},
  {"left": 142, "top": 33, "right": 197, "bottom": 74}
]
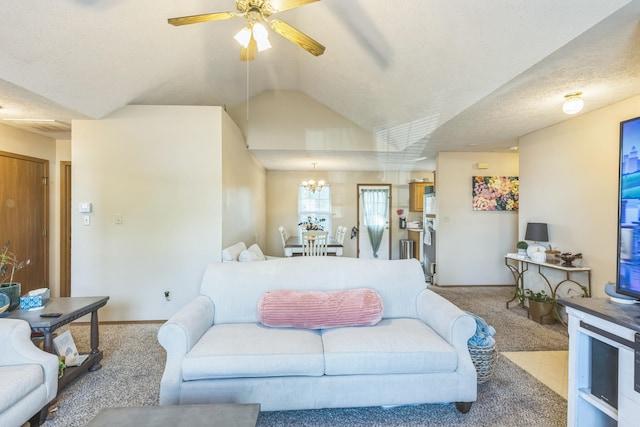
[
  {"left": 0, "top": 282, "right": 21, "bottom": 311},
  {"left": 528, "top": 300, "right": 556, "bottom": 324}
]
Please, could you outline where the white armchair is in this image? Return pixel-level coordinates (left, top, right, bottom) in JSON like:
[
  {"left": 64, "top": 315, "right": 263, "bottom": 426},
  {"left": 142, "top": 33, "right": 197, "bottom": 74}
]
[{"left": 0, "top": 319, "right": 58, "bottom": 427}]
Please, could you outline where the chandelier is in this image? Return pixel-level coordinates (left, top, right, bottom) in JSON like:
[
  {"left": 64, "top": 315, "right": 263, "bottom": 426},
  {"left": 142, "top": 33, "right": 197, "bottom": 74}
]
[{"left": 302, "top": 163, "right": 325, "bottom": 193}]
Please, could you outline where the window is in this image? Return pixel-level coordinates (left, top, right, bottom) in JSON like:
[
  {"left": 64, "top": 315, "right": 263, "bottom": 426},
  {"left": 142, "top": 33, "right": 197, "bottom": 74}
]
[{"left": 298, "top": 185, "right": 332, "bottom": 234}]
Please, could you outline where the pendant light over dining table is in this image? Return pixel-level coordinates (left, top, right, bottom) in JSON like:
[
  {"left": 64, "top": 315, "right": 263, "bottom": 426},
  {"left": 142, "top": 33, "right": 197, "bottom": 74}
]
[{"left": 302, "top": 162, "right": 325, "bottom": 193}]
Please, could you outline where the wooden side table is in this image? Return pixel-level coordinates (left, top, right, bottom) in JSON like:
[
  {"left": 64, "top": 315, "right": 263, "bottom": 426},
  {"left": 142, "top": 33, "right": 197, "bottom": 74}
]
[{"left": 8, "top": 296, "right": 109, "bottom": 390}]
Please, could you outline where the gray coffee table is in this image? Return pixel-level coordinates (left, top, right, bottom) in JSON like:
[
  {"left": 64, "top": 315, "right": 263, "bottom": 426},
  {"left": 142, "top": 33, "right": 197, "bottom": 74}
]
[{"left": 85, "top": 404, "right": 260, "bottom": 427}]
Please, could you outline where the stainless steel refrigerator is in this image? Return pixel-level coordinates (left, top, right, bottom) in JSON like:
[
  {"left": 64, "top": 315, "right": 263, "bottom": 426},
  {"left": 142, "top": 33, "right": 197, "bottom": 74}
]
[{"left": 423, "top": 191, "right": 436, "bottom": 283}]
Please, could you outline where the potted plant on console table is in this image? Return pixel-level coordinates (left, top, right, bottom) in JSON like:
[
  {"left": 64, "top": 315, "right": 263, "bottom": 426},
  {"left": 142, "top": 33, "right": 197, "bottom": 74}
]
[{"left": 516, "top": 241, "right": 528, "bottom": 256}]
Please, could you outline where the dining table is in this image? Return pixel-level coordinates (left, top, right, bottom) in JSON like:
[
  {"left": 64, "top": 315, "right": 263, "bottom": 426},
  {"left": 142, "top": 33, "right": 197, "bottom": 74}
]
[{"left": 284, "top": 235, "right": 344, "bottom": 257}]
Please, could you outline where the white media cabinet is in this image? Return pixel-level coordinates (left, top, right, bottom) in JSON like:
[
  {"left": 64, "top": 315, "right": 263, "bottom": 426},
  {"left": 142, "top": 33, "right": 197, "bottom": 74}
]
[{"left": 561, "top": 297, "right": 640, "bottom": 427}]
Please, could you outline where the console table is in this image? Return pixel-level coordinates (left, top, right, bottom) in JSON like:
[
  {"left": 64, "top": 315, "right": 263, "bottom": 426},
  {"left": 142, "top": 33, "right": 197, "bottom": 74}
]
[
  {"left": 561, "top": 297, "right": 640, "bottom": 427},
  {"left": 504, "top": 254, "right": 591, "bottom": 309},
  {"left": 7, "top": 296, "right": 109, "bottom": 390}
]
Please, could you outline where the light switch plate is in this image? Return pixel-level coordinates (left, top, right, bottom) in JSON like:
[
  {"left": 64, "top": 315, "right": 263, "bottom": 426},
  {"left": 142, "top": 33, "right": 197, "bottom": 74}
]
[{"left": 79, "top": 202, "right": 92, "bottom": 213}]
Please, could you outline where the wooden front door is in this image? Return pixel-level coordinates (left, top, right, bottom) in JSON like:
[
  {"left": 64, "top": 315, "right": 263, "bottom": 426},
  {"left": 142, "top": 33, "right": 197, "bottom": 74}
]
[{"left": 0, "top": 151, "right": 49, "bottom": 294}]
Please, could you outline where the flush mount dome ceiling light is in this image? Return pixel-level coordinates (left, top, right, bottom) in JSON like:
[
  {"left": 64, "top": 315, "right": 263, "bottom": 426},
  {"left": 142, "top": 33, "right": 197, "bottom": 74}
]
[{"left": 562, "top": 92, "right": 584, "bottom": 115}]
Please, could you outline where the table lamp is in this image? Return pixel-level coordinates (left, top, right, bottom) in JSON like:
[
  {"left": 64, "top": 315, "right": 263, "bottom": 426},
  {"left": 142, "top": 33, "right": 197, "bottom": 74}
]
[{"left": 525, "top": 222, "right": 549, "bottom": 258}]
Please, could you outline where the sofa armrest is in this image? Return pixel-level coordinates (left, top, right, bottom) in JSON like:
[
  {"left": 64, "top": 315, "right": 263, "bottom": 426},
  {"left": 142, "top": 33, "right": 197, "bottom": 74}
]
[
  {"left": 158, "top": 295, "right": 214, "bottom": 355},
  {"left": 0, "top": 319, "right": 59, "bottom": 402},
  {"left": 157, "top": 295, "right": 214, "bottom": 405},
  {"left": 416, "top": 289, "right": 476, "bottom": 352}
]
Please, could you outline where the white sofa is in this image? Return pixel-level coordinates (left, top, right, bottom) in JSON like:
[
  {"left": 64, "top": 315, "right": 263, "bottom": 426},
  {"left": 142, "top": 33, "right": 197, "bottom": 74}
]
[
  {"left": 158, "top": 257, "right": 477, "bottom": 412},
  {"left": 0, "top": 319, "right": 59, "bottom": 427}
]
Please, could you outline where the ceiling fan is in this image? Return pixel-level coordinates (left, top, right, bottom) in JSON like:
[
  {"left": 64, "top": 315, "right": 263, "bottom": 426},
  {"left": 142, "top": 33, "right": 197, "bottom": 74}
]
[{"left": 168, "top": 0, "right": 326, "bottom": 61}]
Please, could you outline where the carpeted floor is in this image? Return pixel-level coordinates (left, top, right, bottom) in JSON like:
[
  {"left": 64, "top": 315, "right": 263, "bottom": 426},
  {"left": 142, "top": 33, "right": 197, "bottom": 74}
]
[{"left": 43, "top": 286, "right": 568, "bottom": 427}]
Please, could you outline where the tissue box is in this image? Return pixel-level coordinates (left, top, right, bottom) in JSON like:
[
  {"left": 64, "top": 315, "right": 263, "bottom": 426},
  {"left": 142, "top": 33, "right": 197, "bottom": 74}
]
[{"left": 20, "top": 288, "right": 50, "bottom": 310}]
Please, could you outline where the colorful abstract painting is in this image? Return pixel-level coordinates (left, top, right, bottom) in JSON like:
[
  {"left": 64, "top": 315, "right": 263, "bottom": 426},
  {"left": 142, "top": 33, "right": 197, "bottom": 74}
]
[{"left": 472, "top": 176, "right": 519, "bottom": 211}]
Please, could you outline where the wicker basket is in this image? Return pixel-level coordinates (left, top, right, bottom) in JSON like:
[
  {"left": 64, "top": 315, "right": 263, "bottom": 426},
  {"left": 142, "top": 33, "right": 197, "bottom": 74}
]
[{"left": 468, "top": 343, "right": 498, "bottom": 384}]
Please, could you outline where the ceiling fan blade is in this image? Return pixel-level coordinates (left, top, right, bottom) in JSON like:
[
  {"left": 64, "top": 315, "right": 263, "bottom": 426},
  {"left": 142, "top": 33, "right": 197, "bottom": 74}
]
[
  {"left": 241, "top": 37, "right": 257, "bottom": 62},
  {"left": 168, "top": 12, "right": 238, "bottom": 26},
  {"left": 269, "top": 18, "right": 325, "bottom": 56},
  {"left": 270, "top": 0, "right": 320, "bottom": 13}
]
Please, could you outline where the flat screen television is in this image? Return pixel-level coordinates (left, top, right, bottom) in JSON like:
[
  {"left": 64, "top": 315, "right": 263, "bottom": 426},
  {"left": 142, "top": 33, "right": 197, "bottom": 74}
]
[{"left": 617, "top": 115, "right": 640, "bottom": 299}]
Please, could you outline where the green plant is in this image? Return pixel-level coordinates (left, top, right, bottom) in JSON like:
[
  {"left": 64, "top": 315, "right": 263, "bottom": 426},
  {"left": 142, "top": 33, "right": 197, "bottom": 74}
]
[
  {"left": 58, "top": 356, "right": 66, "bottom": 379},
  {"left": 524, "top": 289, "right": 554, "bottom": 303},
  {"left": 516, "top": 241, "right": 528, "bottom": 250},
  {"left": 298, "top": 216, "right": 326, "bottom": 231},
  {"left": 513, "top": 287, "right": 526, "bottom": 305},
  {"left": 0, "top": 241, "right": 31, "bottom": 283}
]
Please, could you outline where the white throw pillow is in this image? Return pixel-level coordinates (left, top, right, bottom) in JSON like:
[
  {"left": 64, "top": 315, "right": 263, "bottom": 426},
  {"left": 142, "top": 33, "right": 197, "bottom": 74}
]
[
  {"left": 238, "top": 244, "right": 266, "bottom": 262},
  {"left": 249, "top": 243, "right": 266, "bottom": 259},
  {"left": 221, "top": 242, "right": 247, "bottom": 262}
]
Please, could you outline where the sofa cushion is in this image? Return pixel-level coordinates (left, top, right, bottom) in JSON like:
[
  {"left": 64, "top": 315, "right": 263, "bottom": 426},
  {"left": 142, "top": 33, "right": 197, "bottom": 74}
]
[
  {"left": 0, "top": 364, "right": 43, "bottom": 414},
  {"left": 257, "top": 288, "right": 383, "bottom": 329},
  {"left": 238, "top": 244, "right": 266, "bottom": 262},
  {"left": 182, "top": 323, "right": 325, "bottom": 380},
  {"left": 321, "top": 318, "right": 458, "bottom": 375},
  {"left": 221, "top": 242, "right": 246, "bottom": 262}
]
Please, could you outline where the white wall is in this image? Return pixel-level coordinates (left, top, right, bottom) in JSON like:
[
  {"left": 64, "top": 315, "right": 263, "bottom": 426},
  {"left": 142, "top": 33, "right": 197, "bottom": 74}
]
[
  {"left": 436, "top": 152, "right": 519, "bottom": 285},
  {"left": 72, "top": 105, "right": 262, "bottom": 321},
  {"left": 229, "top": 90, "right": 375, "bottom": 153},
  {"left": 265, "top": 170, "right": 434, "bottom": 259},
  {"left": 221, "top": 113, "right": 267, "bottom": 248},
  {"left": 519, "top": 94, "right": 640, "bottom": 298},
  {"left": 0, "top": 123, "right": 68, "bottom": 295}
]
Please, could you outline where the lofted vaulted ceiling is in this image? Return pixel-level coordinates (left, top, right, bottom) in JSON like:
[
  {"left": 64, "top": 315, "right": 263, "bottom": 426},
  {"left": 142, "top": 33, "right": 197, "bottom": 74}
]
[{"left": 1, "top": 0, "right": 640, "bottom": 172}]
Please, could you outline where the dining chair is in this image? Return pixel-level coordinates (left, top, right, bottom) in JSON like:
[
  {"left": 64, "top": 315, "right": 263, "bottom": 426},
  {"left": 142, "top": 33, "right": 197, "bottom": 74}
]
[
  {"left": 302, "top": 231, "right": 328, "bottom": 256},
  {"left": 334, "top": 226, "right": 347, "bottom": 245},
  {"left": 278, "top": 226, "right": 289, "bottom": 249}
]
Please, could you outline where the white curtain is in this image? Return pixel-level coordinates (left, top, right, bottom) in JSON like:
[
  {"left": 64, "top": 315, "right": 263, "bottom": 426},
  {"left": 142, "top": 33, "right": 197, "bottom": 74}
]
[{"left": 362, "top": 189, "right": 389, "bottom": 258}]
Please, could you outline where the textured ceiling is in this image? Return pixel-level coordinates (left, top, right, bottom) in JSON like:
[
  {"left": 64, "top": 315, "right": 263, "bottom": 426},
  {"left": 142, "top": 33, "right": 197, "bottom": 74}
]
[{"left": 1, "top": 0, "right": 639, "bottom": 171}]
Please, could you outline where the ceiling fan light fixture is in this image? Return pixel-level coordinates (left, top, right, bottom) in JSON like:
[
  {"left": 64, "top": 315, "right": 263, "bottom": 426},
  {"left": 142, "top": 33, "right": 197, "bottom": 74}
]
[
  {"left": 562, "top": 92, "right": 584, "bottom": 115},
  {"left": 234, "top": 26, "right": 252, "bottom": 48},
  {"left": 169, "top": 1, "right": 324, "bottom": 60},
  {"left": 253, "top": 23, "right": 272, "bottom": 51}
]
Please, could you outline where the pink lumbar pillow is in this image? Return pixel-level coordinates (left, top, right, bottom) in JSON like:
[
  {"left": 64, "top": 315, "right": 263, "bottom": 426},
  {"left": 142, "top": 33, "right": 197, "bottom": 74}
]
[{"left": 257, "top": 288, "right": 384, "bottom": 329}]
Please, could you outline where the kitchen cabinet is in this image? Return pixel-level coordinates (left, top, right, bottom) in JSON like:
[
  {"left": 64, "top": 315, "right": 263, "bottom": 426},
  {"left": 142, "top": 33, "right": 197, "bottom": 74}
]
[{"left": 409, "top": 182, "right": 434, "bottom": 212}]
